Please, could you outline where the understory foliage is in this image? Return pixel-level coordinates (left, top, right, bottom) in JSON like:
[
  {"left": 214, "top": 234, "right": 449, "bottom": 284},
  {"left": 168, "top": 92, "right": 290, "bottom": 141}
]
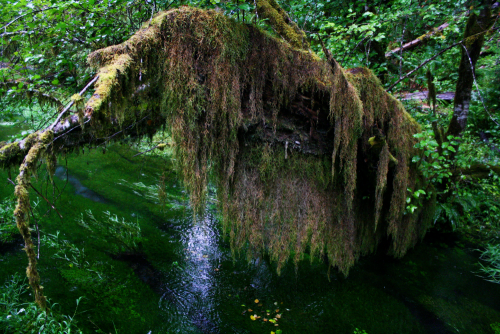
[
  {"left": 0, "top": 274, "right": 83, "bottom": 334},
  {"left": 480, "top": 243, "right": 500, "bottom": 284},
  {"left": 82, "top": 7, "right": 433, "bottom": 275}
]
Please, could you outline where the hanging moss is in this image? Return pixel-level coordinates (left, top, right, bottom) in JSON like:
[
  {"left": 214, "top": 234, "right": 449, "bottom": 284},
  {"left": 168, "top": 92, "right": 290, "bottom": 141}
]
[
  {"left": 13, "top": 130, "right": 54, "bottom": 310},
  {"left": 2, "top": 7, "right": 435, "bottom": 279},
  {"left": 78, "top": 7, "right": 434, "bottom": 275}
]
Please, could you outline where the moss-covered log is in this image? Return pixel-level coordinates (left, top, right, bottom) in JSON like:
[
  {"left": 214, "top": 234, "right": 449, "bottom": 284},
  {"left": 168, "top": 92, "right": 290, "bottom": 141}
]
[{"left": 1, "top": 7, "right": 434, "bottom": 279}]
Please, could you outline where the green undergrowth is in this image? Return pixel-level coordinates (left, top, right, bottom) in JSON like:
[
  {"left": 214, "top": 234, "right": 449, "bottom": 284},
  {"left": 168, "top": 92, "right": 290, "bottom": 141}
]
[
  {"left": 0, "top": 196, "right": 18, "bottom": 244},
  {"left": 0, "top": 273, "right": 83, "bottom": 334}
]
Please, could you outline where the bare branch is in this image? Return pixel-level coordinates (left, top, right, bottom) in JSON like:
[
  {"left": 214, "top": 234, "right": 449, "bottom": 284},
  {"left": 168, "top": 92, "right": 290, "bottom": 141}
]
[
  {"left": 1, "top": 7, "right": 57, "bottom": 30},
  {"left": 386, "top": 22, "right": 450, "bottom": 58},
  {"left": 387, "top": 40, "right": 461, "bottom": 92},
  {"left": 49, "top": 75, "right": 99, "bottom": 130}
]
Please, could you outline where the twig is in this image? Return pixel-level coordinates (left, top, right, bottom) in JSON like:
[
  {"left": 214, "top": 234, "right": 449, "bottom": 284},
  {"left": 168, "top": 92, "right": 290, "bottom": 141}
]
[
  {"left": 48, "top": 75, "right": 99, "bottom": 130},
  {"left": 1, "top": 7, "right": 57, "bottom": 30},
  {"left": 386, "top": 22, "right": 450, "bottom": 58},
  {"left": 96, "top": 115, "right": 150, "bottom": 147},
  {"left": 9, "top": 178, "right": 63, "bottom": 219},
  {"left": 0, "top": 31, "right": 28, "bottom": 37},
  {"left": 387, "top": 40, "right": 463, "bottom": 92},
  {"left": 133, "top": 144, "right": 161, "bottom": 157}
]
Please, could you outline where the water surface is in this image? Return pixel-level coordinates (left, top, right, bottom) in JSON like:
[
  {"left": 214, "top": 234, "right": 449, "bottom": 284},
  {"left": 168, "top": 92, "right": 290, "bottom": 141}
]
[{"left": 0, "top": 122, "right": 499, "bottom": 334}]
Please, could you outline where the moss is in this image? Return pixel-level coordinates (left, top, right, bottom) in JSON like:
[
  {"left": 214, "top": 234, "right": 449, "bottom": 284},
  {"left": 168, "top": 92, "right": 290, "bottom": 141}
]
[
  {"left": 10, "top": 131, "right": 54, "bottom": 309},
  {"left": 0, "top": 7, "right": 430, "bottom": 278},
  {"left": 0, "top": 142, "right": 21, "bottom": 168},
  {"left": 256, "top": 0, "right": 307, "bottom": 50}
]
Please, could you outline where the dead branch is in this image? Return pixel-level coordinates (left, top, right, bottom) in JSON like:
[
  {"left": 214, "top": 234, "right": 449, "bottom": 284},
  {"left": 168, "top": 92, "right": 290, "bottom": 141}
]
[
  {"left": 386, "top": 22, "right": 450, "bottom": 58},
  {"left": 49, "top": 75, "right": 99, "bottom": 131}
]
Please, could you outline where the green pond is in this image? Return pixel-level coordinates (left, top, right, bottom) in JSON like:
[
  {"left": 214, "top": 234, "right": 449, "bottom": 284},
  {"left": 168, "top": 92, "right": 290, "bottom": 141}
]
[{"left": 1, "top": 122, "right": 500, "bottom": 334}]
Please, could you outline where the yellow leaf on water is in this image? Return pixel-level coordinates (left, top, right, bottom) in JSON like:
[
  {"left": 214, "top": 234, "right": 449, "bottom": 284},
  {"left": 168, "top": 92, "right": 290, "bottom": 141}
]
[
  {"left": 254, "top": 299, "right": 259, "bottom": 303},
  {"left": 250, "top": 315, "right": 256, "bottom": 321},
  {"left": 271, "top": 332, "right": 275, "bottom": 334}
]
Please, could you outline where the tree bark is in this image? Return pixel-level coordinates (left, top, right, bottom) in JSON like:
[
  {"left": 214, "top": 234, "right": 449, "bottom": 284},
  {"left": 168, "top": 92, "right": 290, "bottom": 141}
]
[{"left": 447, "top": 4, "right": 495, "bottom": 138}]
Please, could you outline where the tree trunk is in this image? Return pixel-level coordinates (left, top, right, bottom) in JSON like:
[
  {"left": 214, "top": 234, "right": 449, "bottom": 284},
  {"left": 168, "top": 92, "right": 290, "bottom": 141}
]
[{"left": 447, "top": 4, "right": 494, "bottom": 138}]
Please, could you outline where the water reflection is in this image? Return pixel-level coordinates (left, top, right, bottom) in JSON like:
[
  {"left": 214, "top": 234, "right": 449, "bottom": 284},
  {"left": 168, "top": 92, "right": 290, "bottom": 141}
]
[{"left": 158, "top": 212, "right": 226, "bottom": 333}]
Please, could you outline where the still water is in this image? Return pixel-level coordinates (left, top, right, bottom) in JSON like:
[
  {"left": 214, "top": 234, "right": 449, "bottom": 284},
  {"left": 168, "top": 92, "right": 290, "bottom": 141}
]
[{"left": 1, "top": 123, "right": 499, "bottom": 334}]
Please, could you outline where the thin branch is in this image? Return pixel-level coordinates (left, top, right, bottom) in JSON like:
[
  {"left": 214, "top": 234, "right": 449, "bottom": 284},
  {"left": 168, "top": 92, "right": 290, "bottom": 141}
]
[
  {"left": 387, "top": 40, "right": 463, "bottom": 92},
  {"left": 0, "top": 31, "right": 29, "bottom": 37},
  {"left": 133, "top": 143, "right": 162, "bottom": 157},
  {"left": 1, "top": 7, "right": 57, "bottom": 30},
  {"left": 8, "top": 177, "right": 63, "bottom": 219},
  {"left": 386, "top": 22, "right": 450, "bottom": 58},
  {"left": 48, "top": 75, "right": 99, "bottom": 130}
]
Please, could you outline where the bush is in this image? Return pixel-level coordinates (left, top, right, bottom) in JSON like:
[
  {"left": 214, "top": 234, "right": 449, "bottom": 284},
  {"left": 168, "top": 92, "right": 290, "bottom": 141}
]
[{"left": 0, "top": 273, "right": 83, "bottom": 334}]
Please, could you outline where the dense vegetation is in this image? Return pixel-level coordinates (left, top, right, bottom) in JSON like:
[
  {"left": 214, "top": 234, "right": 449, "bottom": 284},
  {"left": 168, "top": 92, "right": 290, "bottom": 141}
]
[{"left": 0, "top": 0, "right": 499, "bottom": 332}]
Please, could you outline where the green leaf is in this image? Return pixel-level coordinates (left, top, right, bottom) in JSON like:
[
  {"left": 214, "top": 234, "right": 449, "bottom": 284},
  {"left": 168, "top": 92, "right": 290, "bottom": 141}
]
[
  {"left": 56, "top": 22, "right": 67, "bottom": 30},
  {"left": 238, "top": 4, "right": 251, "bottom": 11},
  {"left": 52, "top": 79, "right": 60, "bottom": 85}
]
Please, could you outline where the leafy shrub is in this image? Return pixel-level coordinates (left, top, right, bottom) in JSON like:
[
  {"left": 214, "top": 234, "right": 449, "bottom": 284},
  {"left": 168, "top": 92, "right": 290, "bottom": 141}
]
[
  {"left": 0, "top": 273, "right": 83, "bottom": 334},
  {"left": 479, "top": 244, "right": 500, "bottom": 284}
]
